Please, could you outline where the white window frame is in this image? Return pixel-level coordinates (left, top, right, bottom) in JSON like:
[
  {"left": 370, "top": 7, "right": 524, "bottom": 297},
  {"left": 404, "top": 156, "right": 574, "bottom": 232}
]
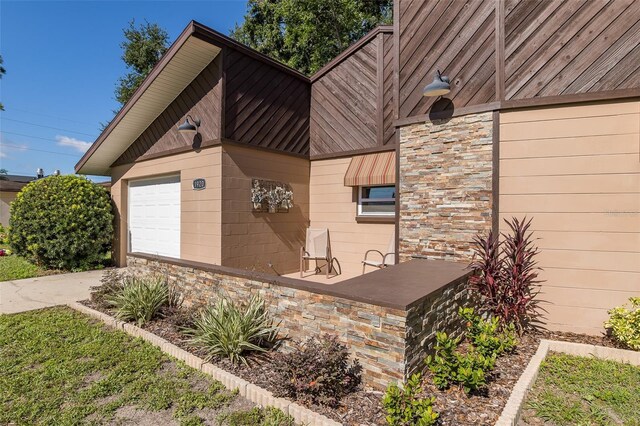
[{"left": 357, "top": 185, "right": 396, "bottom": 217}]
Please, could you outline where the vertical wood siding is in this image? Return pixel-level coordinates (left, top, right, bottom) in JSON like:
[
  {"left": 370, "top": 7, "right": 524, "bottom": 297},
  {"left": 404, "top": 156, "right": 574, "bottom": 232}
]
[
  {"left": 398, "top": 0, "right": 496, "bottom": 118},
  {"left": 223, "top": 48, "right": 310, "bottom": 156},
  {"left": 113, "top": 57, "right": 223, "bottom": 166}
]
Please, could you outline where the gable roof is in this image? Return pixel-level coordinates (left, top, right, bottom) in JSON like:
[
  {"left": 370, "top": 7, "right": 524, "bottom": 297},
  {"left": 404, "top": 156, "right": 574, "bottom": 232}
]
[{"left": 75, "top": 21, "right": 308, "bottom": 176}]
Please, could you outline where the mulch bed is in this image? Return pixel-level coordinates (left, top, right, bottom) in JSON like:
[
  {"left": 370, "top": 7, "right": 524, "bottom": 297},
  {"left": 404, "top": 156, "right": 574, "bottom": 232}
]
[{"left": 79, "top": 300, "right": 627, "bottom": 425}]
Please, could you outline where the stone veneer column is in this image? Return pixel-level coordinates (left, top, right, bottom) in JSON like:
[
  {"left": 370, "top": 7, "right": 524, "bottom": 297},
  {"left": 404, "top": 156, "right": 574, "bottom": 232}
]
[{"left": 399, "top": 112, "right": 494, "bottom": 262}]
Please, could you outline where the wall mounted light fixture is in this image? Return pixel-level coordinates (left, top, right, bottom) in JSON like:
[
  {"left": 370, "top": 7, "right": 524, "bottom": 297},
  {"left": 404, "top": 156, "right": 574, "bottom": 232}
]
[
  {"left": 177, "top": 115, "right": 201, "bottom": 135},
  {"left": 423, "top": 70, "right": 451, "bottom": 97}
]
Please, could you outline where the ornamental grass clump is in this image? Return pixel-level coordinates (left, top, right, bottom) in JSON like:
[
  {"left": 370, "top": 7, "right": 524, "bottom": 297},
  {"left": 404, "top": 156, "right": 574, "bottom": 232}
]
[
  {"left": 604, "top": 297, "right": 640, "bottom": 351},
  {"left": 107, "top": 275, "right": 169, "bottom": 326},
  {"left": 469, "top": 216, "right": 542, "bottom": 333},
  {"left": 272, "top": 334, "right": 362, "bottom": 407},
  {"left": 184, "top": 294, "right": 279, "bottom": 365}
]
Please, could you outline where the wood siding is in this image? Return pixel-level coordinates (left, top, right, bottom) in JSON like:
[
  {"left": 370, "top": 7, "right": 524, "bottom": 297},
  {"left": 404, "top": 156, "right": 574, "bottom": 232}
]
[
  {"left": 113, "top": 57, "right": 223, "bottom": 166},
  {"left": 499, "top": 100, "right": 640, "bottom": 334},
  {"left": 223, "top": 48, "right": 310, "bottom": 156},
  {"left": 505, "top": 0, "right": 640, "bottom": 100},
  {"left": 397, "top": 0, "right": 640, "bottom": 121},
  {"left": 398, "top": 0, "right": 496, "bottom": 118}
]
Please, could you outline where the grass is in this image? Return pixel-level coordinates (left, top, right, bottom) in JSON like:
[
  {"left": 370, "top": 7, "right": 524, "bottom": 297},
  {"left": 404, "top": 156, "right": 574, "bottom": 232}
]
[
  {"left": 524, "top": 352, "right": 640, "bottom": 425},
  {"left": 0, "top": 254, "right": 44, "bottom": 281},
  {"left": 0, "top": 306, "right": 294, "bottom": 425}
]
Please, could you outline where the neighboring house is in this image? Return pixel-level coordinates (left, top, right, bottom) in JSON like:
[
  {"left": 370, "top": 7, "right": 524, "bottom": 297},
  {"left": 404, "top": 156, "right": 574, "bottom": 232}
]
[
  {"left": 0, "top": 175, "right": 36, "bottom": 226},
  {"left": 77, "top": 2, "right": 640, "bottom": 335}
]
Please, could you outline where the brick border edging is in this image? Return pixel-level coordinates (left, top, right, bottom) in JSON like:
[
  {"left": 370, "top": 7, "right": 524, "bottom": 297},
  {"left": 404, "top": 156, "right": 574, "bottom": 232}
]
[
  {"left": 495, "top": 339, "right": 640, "bottom": 426},
  {"left": 67, "top": 302, "right": 342, "bottom": 426}
]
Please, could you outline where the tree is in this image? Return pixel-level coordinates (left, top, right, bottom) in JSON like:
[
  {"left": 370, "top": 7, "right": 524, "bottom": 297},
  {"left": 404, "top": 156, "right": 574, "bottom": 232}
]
[
  {"left": 115, "top": 20, "right": 169, "bottom": 106},
  {"left": 0, "top": 55, "right": 6, "bottom": 111},
  {"left": 231, "top": 0, "right": 392, "bottom": 75}
]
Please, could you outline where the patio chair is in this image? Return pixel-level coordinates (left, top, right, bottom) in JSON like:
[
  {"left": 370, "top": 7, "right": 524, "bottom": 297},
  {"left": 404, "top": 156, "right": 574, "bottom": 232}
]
[
  {"left": 300, "top": 228, "right": 338, "bottom": 278},
  {"left": 362, "top": 231, "right": 396, "bottom": 274}
]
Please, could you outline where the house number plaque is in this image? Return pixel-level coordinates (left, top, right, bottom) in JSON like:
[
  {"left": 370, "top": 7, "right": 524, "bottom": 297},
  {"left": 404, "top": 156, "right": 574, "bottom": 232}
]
[{"left": 192, "top": 178, "right": 206, "bottom": 190}]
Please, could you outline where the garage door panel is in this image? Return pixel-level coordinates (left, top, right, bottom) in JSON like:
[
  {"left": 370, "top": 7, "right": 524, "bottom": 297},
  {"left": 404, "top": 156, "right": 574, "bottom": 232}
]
[{"left": 129, "top": 176, "right": 180, "bottom": 258}]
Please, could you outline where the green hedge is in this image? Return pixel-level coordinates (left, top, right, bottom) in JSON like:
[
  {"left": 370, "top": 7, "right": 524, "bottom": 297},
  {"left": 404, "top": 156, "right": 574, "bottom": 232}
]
[{"left": 9, "top": 175, "right": 113, "bottom": 270}]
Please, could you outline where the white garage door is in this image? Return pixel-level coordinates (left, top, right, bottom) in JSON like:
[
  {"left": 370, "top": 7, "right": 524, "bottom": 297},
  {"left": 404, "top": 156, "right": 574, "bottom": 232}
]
[{"left": 129, "top": 175, "right": 180, "bottom": 258}]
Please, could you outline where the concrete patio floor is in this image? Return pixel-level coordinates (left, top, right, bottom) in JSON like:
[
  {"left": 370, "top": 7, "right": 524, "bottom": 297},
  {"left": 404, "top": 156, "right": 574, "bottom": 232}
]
[{"left": 0, "top": 269, "right": 105, "bottom": 314}]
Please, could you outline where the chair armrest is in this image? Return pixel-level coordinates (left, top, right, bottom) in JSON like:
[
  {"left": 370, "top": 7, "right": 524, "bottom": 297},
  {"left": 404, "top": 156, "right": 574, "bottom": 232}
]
[
  {"left": 382, "top": 252, "right": 396, "bottom": 265},
  {"left": 363, "top": 249, "right": 384, "bottom": 262}
]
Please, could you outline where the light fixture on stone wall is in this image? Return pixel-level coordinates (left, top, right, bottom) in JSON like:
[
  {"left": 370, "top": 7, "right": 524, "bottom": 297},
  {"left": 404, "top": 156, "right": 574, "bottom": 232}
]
[
  {"left": 423, "top": 70, "right": 451, "bottom": 97},
  {"left": 177, "top": 115, "right": 201, "bottom": 135}
]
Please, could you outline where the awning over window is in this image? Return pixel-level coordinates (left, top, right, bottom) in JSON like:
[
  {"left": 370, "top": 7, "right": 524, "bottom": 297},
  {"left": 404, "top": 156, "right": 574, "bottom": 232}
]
[{"left": 344, "top": 151, "right": 396, "bottom": 187}]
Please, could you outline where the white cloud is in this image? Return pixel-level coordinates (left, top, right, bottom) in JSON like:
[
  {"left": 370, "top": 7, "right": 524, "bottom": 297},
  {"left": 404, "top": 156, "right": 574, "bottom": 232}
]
[
  {"left": 0, "top": 134, "right": 28, "bottom": 158},
  {"left": 56, "top": 135, "right": 92, "bottom": 153}
]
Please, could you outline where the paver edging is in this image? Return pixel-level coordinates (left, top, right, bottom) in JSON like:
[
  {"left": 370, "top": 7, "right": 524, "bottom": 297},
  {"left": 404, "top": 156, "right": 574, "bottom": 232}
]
[
  {"left": 67, "top": 302, "right": 342, "bottom": 426},
  {"left": 495, "top": 339, "right": 640, "bottom": 425}
]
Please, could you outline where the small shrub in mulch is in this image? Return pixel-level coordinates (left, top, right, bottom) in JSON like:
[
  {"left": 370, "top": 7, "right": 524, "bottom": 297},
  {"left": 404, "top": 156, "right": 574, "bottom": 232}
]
[
  {"left": 271, "top": 334, "right": 362, "bottom": 407},
  {"left": 604, "top": 296, "right": 640, "bottom": 351}
]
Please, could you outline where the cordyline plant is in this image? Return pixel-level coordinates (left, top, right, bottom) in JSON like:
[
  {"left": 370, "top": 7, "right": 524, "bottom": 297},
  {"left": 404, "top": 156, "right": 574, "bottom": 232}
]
[{"left": 468, "top": 217, "right": 542, "bottom": 333}]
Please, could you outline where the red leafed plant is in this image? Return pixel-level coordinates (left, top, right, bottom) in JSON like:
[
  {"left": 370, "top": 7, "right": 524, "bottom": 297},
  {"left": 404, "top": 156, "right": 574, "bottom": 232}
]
[{"left": 469, "top": 217, "right": 542, "bottom": 333}]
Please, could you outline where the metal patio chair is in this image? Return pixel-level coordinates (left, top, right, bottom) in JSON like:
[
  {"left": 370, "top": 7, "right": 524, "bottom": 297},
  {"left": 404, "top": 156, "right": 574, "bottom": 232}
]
[
  {"left": 300, "top": 228, "right": 339, "bottom": 278},
  {"left": 362, "top": 231, "right": 396, "bottom": 274}
]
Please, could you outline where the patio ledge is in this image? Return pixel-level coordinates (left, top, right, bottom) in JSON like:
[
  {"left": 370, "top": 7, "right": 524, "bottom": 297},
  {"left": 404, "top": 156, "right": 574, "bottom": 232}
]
[{"left": 127, "top": 252, "right": 470, "bottom": 310}]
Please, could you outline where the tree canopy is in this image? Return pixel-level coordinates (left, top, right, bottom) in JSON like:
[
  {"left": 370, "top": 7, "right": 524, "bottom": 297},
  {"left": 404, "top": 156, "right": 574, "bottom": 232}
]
[
  {"left": 115, "top": 20, "right": 169, "bottom": 106},
  {"left": 231, "top": 0, "right": 392, "bottom": 75}
]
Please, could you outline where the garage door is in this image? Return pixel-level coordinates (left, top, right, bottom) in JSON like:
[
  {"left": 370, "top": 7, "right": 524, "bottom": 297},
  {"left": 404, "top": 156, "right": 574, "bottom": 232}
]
[{"left": 129, "top": 175, "right": 180, "bottom": 258}]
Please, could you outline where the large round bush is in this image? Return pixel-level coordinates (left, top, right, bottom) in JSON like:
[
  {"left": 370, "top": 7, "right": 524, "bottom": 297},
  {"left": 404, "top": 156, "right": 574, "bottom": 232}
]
[{"left": 9, "top": 175, "right": 113, "bottom": 270}]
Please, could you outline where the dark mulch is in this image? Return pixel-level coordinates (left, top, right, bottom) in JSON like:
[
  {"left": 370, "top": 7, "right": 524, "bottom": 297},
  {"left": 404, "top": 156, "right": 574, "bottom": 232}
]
[{"left": 79, "top": 300, "right": 628, "bottom": 426}]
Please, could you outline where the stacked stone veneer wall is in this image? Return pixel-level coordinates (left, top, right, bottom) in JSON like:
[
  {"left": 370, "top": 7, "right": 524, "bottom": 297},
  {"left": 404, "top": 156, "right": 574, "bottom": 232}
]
[
  {"left": 127, "top": 255, "right": 470, "bottom": 391},
  {"left": 399, "top": 112, "right": 494, "bottom": 262}
]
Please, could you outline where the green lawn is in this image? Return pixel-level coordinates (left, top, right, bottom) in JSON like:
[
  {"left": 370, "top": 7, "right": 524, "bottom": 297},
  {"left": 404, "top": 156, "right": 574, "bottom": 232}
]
[
  {"left": 0, "top": 254, "right": 44, "bottom": 281},
  {"left": 523, "top": 352, "right": 640, "bottom": 425},
  {"left": 0, "top": 307, "right": 294, "bottom": 426}
]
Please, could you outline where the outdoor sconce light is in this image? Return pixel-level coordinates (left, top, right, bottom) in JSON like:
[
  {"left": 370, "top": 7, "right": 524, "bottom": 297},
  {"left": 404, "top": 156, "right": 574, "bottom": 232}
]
[
  {"left": 177, "top": 115, "right": 201, "bottom": 135},
  {"left": 423, "top": 70, "right": 451, "bottom": 97}
]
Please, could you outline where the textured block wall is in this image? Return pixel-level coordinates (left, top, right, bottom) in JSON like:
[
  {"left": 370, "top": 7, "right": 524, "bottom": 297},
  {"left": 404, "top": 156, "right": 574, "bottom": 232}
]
[
  {"left": 127, "top": 255, "right": 469, "bottom": 390},
  {"left": 399, "top": 112, "right": 494, "bottom": 262}
]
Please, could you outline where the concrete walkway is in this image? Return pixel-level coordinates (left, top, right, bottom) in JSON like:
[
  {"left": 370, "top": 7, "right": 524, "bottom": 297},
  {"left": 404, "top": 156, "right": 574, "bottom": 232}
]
[{"left": 0, "top": 269, "right": 105, "bottom": 314}]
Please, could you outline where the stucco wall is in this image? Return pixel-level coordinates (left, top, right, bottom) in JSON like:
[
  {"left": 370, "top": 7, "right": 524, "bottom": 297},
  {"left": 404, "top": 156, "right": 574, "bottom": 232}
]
[
  {"left": 220, "top": 144, "right": 310, "bottom": 275},
  {"left": 111, "top": 146, "right": 222, "bottom": 266},
  {"left": 308, "top": 157, "right": 395, "bottom": 274},
  {"left": 0, "top": 191, "right": 16, "bottom": 227},
  {"left": 499, "top": 99, "right": 640, "bottom": 335},
  {"left": 399, "top": 112, "right": 494, "bottom": 262}
]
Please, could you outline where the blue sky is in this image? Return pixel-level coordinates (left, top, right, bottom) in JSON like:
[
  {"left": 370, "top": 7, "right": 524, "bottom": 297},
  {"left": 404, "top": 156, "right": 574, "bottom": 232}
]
[{"left": 0, "top": 0, "right": 248, "bottom": 181}]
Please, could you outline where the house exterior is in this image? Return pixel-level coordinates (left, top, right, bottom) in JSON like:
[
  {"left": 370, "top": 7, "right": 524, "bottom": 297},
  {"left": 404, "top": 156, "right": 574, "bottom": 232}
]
[
  {"left": 77, "top": 1, "right": 639, "bottom": 340},
  {"left": 0, "top": 174, "right": 37, "bottom": 226}
]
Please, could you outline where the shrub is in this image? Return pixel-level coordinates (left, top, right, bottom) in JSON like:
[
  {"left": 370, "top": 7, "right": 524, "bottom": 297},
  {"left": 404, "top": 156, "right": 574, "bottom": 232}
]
[
  {"left": 185, "top": 294, "right": 279, "bottom": 365},
  {"left": 107, "top": 275, "right": 169, "bottom": 326},
  {"left": 469, "top": 217, "right": 542, "bottom": 332},
  {"left": 604, "top": 297, "right": 640, "bottom": 351},
  {"left": 0, "top": 224, "right": 9, "bottom": 245},
  {"left": 272, "top": 334, "right": 361, "bottom": 407},
  {"left": 425, "top": 331, "right": 495, "bottom": 394},
  {"left": 383, "top": 373, "right": 439, "bottom": 426},
  {"left": 459, "top": 307, "right": 518, "bottom": 358},
  {"left": 9, "top": 175, "right": 113, "bottom": 270}
]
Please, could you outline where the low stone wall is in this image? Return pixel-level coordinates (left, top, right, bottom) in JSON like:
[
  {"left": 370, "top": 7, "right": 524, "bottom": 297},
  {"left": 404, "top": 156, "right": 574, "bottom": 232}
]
[{"left": 127, "top": 254, "right": 469, "bottom": 390}]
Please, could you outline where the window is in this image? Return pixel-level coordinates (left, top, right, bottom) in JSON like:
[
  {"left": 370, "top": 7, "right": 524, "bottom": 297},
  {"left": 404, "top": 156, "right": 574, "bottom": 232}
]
[{"left": 358, "top": 185, "right": 395, "bottom": 216}]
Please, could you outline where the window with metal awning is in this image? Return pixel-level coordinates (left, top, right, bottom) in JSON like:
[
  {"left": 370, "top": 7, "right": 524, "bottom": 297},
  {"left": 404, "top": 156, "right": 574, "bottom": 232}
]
[
  {"left": 343, "top": 151, "right": 397, "bottom": 218},
  {"left": 343, "top": 151, "right": 396, "bottom": 187}
]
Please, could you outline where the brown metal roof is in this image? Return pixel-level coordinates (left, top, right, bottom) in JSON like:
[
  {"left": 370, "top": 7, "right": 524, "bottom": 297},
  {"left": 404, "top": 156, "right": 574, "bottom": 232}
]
[{"left": 0, "top": 175, "right": 36, "bottom": 192}]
